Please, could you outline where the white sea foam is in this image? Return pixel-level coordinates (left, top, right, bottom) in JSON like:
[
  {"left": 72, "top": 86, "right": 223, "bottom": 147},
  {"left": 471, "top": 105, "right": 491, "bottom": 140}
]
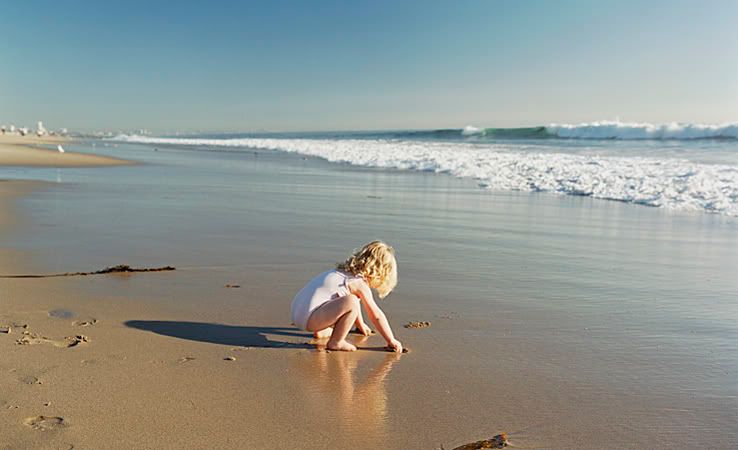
[
  {"left": 113, "top": 134, "right": 738, "bottom": 216},
  {"left": 546, "top": 121, "right": 738, "bottom": 140}
]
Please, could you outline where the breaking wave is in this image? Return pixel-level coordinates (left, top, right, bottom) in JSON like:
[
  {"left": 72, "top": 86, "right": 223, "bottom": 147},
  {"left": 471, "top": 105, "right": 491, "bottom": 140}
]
[
  {"left": 113, "top": 133, "right": 738, "bottom": 216},
  {"left": 459, "top": 121, "right": 738, "bottom": 140},
  {"left": 545, "top": 121, "right": 738, "bottom": 140}
]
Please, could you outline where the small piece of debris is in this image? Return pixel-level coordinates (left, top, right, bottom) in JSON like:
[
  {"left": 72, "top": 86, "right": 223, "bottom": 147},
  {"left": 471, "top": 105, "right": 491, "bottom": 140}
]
[
  {"left": 224, "top": 283, "right": 241, "bottom": 288},
  {"left": 224, "top": 356, "right": 236, "bottom": 361},
  {"left": 178, "top": 356, "right": 196, "bottom": 363},
  {"left": 384, "top": 346, "right": 410, "bottom": 354},
  {"left": 0, "top": 326, "right": 11, "bottom": 334},
  {"left": 404, "top": 321, "right": 431, "bottom": 329},
  {"left": 451, "top": 433, "right": 509, "bottom": 450}
]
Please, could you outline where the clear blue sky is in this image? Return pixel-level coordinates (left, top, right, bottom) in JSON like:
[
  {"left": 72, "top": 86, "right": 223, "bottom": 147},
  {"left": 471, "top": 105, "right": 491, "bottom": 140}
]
[{"left": 1, "top": 0, "right": 736, "bottom": 132}]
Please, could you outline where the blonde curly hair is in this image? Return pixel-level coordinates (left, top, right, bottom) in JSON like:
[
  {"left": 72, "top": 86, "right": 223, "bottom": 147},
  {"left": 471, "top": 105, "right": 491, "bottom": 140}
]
[{"left": 336, "top": 241, "right": 397, "bottom": 298}]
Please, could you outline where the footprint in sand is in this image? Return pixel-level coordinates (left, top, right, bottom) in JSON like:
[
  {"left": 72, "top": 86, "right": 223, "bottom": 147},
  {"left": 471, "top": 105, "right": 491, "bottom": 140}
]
[
  {"left": 24, "top": 416, "right": 67, "bottom": 431},
  {"left": 15, "top": 331, "right": 47, "bottom": 346},
  {"left": 72, "top": 319, "right": 97, "bottom": 327},
  {"left": 20, "top": 375, "right": 43, "bottom": 385},
  {"left": 62, "top": 335, "right": 89, "bottom": 347},
  {"left": 1, "top": 322, "right": 29, "bottom": 334},
  {"left": 16, "top": 331, "right": 89, "bottom": 348}
]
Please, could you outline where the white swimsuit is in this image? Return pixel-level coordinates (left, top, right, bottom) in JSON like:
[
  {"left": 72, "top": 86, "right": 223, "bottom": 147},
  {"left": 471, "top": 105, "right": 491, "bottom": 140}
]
[{"left": 291, "top": 270, "right": 361, "bottom": 330}]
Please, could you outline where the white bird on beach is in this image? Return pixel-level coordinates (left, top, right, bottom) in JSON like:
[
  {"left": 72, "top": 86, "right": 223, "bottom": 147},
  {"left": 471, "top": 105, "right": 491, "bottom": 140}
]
[{"left": 57, "top": 144, "right": 65, "bottom": 153}]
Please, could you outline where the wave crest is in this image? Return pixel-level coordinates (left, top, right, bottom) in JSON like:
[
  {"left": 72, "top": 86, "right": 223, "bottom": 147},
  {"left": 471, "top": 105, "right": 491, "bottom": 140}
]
[{"left": 545, "top": 121, "right": 738, "bottom": 140}]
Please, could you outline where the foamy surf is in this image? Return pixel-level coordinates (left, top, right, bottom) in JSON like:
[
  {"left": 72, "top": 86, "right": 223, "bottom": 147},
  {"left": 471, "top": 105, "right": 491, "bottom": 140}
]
[{"left": 113, "top": 133, "right": 738, "bottom": 217}]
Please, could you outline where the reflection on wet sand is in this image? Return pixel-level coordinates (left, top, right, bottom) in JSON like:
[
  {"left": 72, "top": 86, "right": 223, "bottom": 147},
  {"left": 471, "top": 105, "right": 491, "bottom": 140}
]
[{"left": 295, "top": 335, "right": 402, "bottom": 448}]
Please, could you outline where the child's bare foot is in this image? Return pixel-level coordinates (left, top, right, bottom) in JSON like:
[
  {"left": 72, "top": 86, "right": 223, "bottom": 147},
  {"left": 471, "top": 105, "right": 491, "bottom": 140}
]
[
  {"left": 327, "top": 340, "right": 357, "bottom": 351},
  {"left": 313, "top": 327, "right": 333, "bottom": 339}
]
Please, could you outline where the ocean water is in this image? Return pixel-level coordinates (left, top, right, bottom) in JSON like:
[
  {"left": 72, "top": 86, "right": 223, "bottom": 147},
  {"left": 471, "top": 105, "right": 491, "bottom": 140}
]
[{"left": 114, "top": 121, "right": 738, "bottom": 217}]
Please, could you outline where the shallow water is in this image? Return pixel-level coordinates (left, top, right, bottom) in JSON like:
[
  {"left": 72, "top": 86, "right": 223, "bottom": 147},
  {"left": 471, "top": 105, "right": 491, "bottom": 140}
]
[{"left": 2, "top": 140, "right": 737, "bottom": 448}]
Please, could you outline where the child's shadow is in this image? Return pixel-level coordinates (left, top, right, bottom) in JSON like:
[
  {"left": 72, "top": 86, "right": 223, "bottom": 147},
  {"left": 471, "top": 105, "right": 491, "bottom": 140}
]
[{"left": 124, "top": 320, "right": 313, "bottom": 349}]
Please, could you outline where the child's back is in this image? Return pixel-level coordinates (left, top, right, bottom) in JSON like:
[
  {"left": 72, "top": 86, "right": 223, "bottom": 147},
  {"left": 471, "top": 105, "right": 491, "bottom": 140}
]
[{"left": 291, "top": 269, "right": 361, "bottom": 330}]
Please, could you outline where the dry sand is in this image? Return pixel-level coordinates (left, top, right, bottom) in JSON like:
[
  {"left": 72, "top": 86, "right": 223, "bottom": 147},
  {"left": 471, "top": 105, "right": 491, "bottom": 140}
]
[{"left": 0, "top": 135, "right": 131, "bottom": 167}]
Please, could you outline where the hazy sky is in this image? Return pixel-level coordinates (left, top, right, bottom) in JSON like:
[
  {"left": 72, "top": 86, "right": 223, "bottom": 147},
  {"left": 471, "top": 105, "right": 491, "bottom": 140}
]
[{"left": 1, "top": 0, "right": 737, "bottom": 132}]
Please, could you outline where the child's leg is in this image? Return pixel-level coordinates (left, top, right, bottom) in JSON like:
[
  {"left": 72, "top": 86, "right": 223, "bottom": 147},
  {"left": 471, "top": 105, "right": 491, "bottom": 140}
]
[
  {"left": 313, "top": 327, "right": 333, "bottom": 339},
  {"left": 306, "top": 294, "right": 360, "bottom": 351}
]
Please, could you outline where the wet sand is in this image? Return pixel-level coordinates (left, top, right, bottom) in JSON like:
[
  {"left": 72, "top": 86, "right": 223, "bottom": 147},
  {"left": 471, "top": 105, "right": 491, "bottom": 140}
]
[
  {"left": 0, "top": 135, "right": 131, "bottom": 167},
  {"left": 1, "top": 142, "right": 737, "bottom": 449}
]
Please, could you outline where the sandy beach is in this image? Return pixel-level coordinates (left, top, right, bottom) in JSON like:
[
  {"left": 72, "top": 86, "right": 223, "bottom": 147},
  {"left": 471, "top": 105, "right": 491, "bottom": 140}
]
[
  {"left": 3, "top": 0, "right": 738, "bottom": 447},
  {"left": 1, "top": 178, "right": 404, "bottom": 449},
  {"left": 0, "top": 135, "right": 131, "bottom": 168},
  {"left": 3, "top": 2, "right": 736, "bottom": 448},
  {"left": 1, "top": 139, "right": 736, "bottom": 449}
]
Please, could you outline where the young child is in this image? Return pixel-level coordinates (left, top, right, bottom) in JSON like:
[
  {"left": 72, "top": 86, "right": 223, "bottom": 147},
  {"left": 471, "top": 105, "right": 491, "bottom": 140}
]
[{"left": 291, "top": 241, "right": 403, "bottom": 353}]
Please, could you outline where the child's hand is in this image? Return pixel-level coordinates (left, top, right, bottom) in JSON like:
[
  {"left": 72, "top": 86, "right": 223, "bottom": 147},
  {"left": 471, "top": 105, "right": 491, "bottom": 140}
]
[
  {"left": 387, "top": 338, "right": 403, "bottom": 353},
  {"left": 357, "top": 321, "right": 373, "bottom": 336}
]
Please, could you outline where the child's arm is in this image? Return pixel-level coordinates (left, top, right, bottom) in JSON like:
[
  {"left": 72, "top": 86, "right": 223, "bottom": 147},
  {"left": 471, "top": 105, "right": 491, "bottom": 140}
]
[
  {"left": 354, "top": 307, "right": 372, "bottom": 336},
  {"left": 351, "top": 281, "right": 402, "bottom": 352}
]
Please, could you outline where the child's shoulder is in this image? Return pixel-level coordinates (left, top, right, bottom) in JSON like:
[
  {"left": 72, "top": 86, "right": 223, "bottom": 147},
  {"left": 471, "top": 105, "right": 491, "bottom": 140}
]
[
  {"left": 344, "top": 274, "right": 368, "bottom": 291},
  {"left": 336, "top": 269, "right": 363, "bottom": 281}
]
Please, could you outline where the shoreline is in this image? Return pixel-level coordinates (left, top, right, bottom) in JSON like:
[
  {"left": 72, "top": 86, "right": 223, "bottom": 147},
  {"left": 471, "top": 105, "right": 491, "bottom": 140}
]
[{"left": 0, "top": 135, "right": 132, "bottom": 168}]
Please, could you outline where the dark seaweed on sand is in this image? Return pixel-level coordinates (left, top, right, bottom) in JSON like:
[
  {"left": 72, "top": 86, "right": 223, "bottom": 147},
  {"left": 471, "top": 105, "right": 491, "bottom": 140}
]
[{"left": 0, "top": 264, "right": 175, "bottom": 278}]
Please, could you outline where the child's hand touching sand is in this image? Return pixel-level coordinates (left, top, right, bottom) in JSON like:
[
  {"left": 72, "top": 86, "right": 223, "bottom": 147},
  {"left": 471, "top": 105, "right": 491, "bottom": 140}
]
[
  {"left": 387, "top": 338, "right": 403, "bottom": 353},
  {"left": 356, "top": 320, "right": 373, "bottom": 336}
]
